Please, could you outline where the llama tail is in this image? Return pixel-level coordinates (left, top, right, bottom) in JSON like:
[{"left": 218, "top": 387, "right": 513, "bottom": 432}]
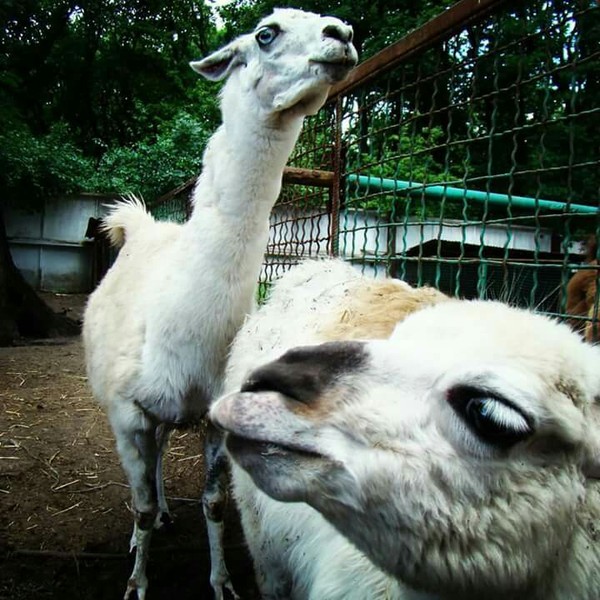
[{"left": 100, "top": 195, "right": 155, "bottom": 248}]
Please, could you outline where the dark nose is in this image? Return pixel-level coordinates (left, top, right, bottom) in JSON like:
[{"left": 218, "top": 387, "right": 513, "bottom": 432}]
[
  {"left": 322, "top": 24, "right": 353, "bottom": 44},
  {"left": 241, "top": 341, "right": 366, "bottom": 405}
]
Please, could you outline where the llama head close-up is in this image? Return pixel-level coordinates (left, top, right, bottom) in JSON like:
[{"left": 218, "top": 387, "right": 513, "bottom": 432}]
[
  {"left": 212, "top": 299, "right": 600, "bottom": 598},
  {"left": 191, "top": 8, "right": 358, "bottom": 122}
]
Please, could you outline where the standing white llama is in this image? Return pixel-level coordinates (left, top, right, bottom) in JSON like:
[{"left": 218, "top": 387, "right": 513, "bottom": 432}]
[{"left": 82, "top": 10, "right": 357, "bottom": 600}]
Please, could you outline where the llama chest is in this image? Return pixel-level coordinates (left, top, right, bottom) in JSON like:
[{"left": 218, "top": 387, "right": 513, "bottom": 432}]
[
  {"left": 133, "top": 310, "right": 245, "bottom": 424},
  {"left": 124, "top": 247, "right": 259, "bottom": 424}
]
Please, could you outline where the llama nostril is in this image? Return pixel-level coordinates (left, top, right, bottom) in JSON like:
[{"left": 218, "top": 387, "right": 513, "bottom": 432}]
[
  {"left": 241, "top": 359, "right": 322, "bottom": 405},
  {"left": 241, "top": 342, "right": 367, "bottom": 406},
  {"left": 323, "top": 24, "right": 353, "bottom": 44}
]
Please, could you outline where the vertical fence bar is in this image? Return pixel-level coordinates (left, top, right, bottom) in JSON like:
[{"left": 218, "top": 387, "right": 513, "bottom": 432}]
[{"left": 329, "top": 97, "right": 343, "bottom": 257}]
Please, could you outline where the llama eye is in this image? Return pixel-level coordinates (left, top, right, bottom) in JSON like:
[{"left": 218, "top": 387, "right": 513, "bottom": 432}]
[
  {"left": 256, "top": 26, "right": 279, "bottom": 47},
  {"left": 448, "top": 387, "right": 532, "bottom": 448}
]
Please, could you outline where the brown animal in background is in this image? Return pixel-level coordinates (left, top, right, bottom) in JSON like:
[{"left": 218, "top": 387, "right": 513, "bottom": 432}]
[
  {"left": 566, "top": 235, "right": 599, "bottom": 342},
  {"left": 584, "top": 274, "right": 600, "bottom": 343}
]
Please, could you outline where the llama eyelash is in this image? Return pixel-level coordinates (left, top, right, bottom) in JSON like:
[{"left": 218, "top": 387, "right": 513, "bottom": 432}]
[
  {"left": 472, "top": 396, "right": 531, "bottom": 433},
  {"left": 447, "top": 386, "right": 533, "bottom": 448}
]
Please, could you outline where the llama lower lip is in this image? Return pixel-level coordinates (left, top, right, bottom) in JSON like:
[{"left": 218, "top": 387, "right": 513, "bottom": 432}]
[
  {"left": 226, "top": 434, "right": 340, "bottom": 504},
  {"left": 310, "top": 59, "right": 356, "bottom": 80},
  {"left": 226, "top": 433, "right": 324, "bottom": 461}
]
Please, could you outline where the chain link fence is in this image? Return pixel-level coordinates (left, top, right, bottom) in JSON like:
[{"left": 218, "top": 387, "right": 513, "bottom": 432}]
[{"left": 152, "top": 0, "right": 600, "bottom": 340}]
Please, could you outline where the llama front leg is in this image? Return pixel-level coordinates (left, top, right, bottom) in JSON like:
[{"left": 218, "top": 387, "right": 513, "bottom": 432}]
[
  {"left": 111, "top": 418, "right": 160, "bottom": 600},
  {"left": 126, "top": 524, "right": 152, "bottom": 600},
  {"left": 203, "top": 422, "right": 239, "bottom": 600}
]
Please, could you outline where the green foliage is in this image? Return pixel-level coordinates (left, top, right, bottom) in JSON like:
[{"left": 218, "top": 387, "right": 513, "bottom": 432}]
[
  {"left": 350, "top": 127, "right": 450, "bottom": 182},
  {"left": 346, "top": 126, "right": 465, "bottom": 219},
  {"left": 0, "top": 0, "right": 218, "bottom": 205},
  {"left": 2, "top": 0, "right": 454, "bottom": 206},
  {"left": 334, "top": 0, "right": 599, "bottom": 228},
  {"left": 0, "top": 120, "right": 94, "bottom": 207},
  {"left": 214, "top": 0, "right": 456, "bottom": 60},
  {"left": 88, "top": 108, "right": 215, "bottom": 201},
  {"left": 257, "top": 280, "right": 272, "bottom": 304},
  {"left": 1, "top": 0, "right": 597, "bottom": 222}
]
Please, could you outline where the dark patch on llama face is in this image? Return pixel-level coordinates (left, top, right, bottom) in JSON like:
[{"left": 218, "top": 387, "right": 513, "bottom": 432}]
[{"left": 241, "top": 341, "right": 367, "bottom": 407}]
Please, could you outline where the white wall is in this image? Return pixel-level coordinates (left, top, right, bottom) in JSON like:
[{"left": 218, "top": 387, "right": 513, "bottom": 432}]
[{"left": 4, "top": 195, "right": 116, "bottom": 293}]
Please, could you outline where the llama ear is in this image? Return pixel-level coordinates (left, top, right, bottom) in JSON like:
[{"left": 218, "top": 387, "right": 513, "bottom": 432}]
[{"left": 190, "top": 43, "right": 243, "bottom": 81}]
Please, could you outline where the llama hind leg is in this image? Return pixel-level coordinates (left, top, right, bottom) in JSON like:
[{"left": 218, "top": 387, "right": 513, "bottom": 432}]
[
  {"left": 126, "top": 424, "right": 171, "bottom": 544},
  {"left": 203, "top": 422, "right": 239, "bottom": 600},
  {"left": 154, "top": 423, "right": 172, "bottom": 527}
]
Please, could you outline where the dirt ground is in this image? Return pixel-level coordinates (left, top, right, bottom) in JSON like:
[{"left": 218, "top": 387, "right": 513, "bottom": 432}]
[{"left": 0, "top": 293, "right": 258, "bottom": 600}]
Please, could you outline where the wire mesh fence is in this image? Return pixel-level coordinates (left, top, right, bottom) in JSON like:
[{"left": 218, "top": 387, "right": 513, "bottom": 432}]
[
  {"left": 151, "top": 0, "right": 600, "bottom": 340},
  {"left": 273, "top": 0, "right": 600, "bottom": 339},
  {"left": 149, "top": 178, "right": 193, "bottom": 224}
]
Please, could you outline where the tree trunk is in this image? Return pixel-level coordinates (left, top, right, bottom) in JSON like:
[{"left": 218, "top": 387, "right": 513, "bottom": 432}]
[{"left": 0, "top": 208, "right": 80, "bottom": 346}]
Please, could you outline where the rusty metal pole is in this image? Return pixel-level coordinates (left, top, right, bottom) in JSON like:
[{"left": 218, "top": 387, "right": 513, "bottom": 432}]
[{"left": 329, "top": 98, "right": 343, "bottom": 257}]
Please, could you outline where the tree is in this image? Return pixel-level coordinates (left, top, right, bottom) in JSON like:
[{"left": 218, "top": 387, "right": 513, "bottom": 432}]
[
  {"left": 2, "top": 0, "right": 596, "bottom": 344},
  {"left": 214, "top": 0, "right": 455, "bottom": 61}
]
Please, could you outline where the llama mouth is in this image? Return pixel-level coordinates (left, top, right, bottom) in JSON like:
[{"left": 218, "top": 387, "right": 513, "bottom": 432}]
[
  {"left": 310, "top": 58, "right": 357, "bottom": 80},
  {"left": 211, "top": 390, "right": 334, "bottom": 469},
  {"left": 225, "top": 433, "right": 340, "bottom": 504},
  {"left": 226, "top": 433, "right": 326, "bottom": 463},
  {"left": 225, "top": 432, "right": 336, "bottom": 479}
]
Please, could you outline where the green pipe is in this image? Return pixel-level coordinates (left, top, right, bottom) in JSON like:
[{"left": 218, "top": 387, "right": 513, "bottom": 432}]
[{"left": 348, "top": 174, "right": 598, "bottom": 214}]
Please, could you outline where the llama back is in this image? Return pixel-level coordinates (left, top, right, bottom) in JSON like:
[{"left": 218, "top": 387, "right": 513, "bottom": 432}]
[
  {"left": 84, "top": 199, "right": 182, "bottom": 405},
  {"left": 224, "top": 258, "right": 448, "bottom": 394}
]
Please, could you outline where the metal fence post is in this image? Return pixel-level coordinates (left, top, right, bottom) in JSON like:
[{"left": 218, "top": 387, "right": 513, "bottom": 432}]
[{"left": 329, "top": 97, "right": 343, "bottom": 257}]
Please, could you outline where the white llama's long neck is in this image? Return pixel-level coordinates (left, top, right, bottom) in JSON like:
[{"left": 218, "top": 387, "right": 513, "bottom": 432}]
[
  {"left": 189, "top": 77, "right": 304, "bottom": 235},
  {"left": 157, "top": 85, "right": 308, "bottom": 403}
]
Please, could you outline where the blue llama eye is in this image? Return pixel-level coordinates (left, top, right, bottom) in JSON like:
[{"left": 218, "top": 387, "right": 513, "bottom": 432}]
[
  {"left": 256, "top": 26, "right": 279, "bottom": 47},
  {"left": 448, "top": 386, "right": 533, "bottom": 448}
]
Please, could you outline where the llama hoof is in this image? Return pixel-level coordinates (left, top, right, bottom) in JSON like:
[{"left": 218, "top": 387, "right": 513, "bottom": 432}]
[
  {"left": 212, "top": 580, "right": 240, "bottom": 600},
  {"left": 210, "top": 567, "right": 240, "bottom": 600},
  {"left": 124, "top": 577, "right": 147, "bottom": 600},
  {"left": 224, "top": 580, "right": 241, "bottom": 600}
]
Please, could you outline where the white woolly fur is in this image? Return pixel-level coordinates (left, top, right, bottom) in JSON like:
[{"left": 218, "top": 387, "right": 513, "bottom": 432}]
[{"left": 213, "top": 258, "right": 600, "bottom": 600}]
